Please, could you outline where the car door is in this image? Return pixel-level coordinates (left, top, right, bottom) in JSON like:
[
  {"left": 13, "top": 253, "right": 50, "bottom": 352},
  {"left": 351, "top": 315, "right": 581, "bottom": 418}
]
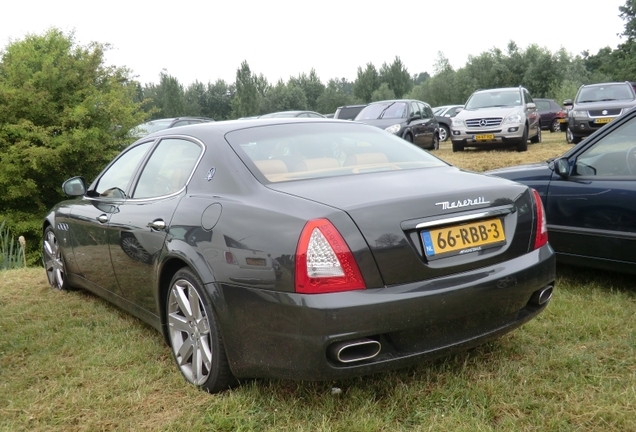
[
  {"left": 524, "top": 90, "right": 540, "bottom": 136},
  {"left": 544, "top": 117, "right": 636, "bottom": 266},
  {"left": 66, "top": 141, "right": 154, "bottom": 295},
  {"left": 106, "top": 137, "right": 204, "bottom": 313},
  {"left": 409, "top": 102, "right": 428, "bottom": 147}
]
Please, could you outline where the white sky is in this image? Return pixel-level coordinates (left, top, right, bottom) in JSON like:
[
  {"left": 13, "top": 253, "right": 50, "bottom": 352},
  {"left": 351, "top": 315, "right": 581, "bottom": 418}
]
[{"left": 1, "top": 0, "right": 627, "bottom": 87}]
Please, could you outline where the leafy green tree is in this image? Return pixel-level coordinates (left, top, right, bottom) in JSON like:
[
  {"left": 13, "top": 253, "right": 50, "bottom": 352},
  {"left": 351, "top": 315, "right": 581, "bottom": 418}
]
[
  {"left": 315, "top": 78, "right": 359, "bottom": 114},
  {"left": 204, "top": 79, "right": 234, "bottom": 120},
  {"left": 0, "top": 28, "right": 146, "bottom": 262},
  {"left": 413, "top": 72, "right": 430, "bottom": 86},
  {"left": 379, "top": 56, "right": 412, "bottom": 98},
  {"left": 231, "top": 61, "right": 265, "bottom": 118},
  {"left": 353, "top": 63, "right": 380, "bottom": 103},
  {"left": 371, "top": 83, "right": 395, "bottom": 102},
  {"left": 288, "top": 69, "right": 324, "bottom": 111},
  {"left": 143, "top": 70, "right": 185, "bottom": 118},
  {"left": 620, "top": 0, "right": 636, "bottom": 40},
  {"left": 263, "top": 80, "right": 308, "bottom": 112}
]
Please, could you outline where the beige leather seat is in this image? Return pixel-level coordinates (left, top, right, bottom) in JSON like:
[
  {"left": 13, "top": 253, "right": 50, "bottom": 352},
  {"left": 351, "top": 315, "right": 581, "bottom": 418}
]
[
  {"left": 293, "top": 158, "right": 340, "bottom": 172},
  {"left": 343, "top": 153, "right": 389, "bottom": 166},
  {"left": 254, "top": 159, "right": 288, "bottom": 175}
]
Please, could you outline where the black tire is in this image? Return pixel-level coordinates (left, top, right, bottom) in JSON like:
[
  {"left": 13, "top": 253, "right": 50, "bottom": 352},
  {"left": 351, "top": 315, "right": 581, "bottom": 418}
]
[
  {"left": 439, "top": 125, "right": 450, "bottom": 142},
  {"left": 43, "top": 226, "right": 75, "bottom": 291},
  {"left": 530, "top": 124, "right": 541, "bottom": 143},
  {"left": 550, "top": 119, "right": 560, "bottom": 133},
  {"left": 516, "top": 127, "right": 528, "bottom": 152},
  {"left": 431, "top": 133, "right": 440, "bottom": 150},
  {"left": 452, "top": 141, "right": 464, "bottom": 152},
  {"left": 404, "top": 133, "right": 413, "bottom": 143},
  {"left": 166, "top": 268, "right": 235, "bottom": 393},
  {"left": 572, "top": 134, "right": 582, "bottom": 144}
]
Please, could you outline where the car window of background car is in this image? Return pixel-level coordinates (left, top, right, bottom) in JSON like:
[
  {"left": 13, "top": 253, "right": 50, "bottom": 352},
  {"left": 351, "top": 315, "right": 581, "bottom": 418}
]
[
  {"left": 133, "top": 139, "right": 202, "bottom": 199},
  {"left": 95, "top": 142, "right": 152, "bottom": 197},
  {"left": 578, "top": 84, "right": 634, "bottom": 103},
  {"left": 411, "top": 102, "right": 420, "bottom": 118},
  {"left": 380, "top": 102, "right": 408, "bottom": 119},
  {"left": 423, "top": 105, "right": 434, "bottom": 119},
  {"left": 225, "top": 123, "right": 447, "bottom": 183},
  {"left": 536, "top": 100, "right": 550, "bottom": 110},
  {"left": 524, "top": 90, "right": 533, "bottom": 104},
  {"left": 574, "top": 116, "right": 636, "bottom": 176}
]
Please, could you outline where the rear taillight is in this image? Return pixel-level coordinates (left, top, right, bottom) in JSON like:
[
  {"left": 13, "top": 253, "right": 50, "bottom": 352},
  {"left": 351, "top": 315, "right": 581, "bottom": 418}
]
[
  {"left": 295, "top": 219, "right": 366, "bottom": 294},
  {"left": 531, "top": 189, "right": 548, "bottom": 249}
]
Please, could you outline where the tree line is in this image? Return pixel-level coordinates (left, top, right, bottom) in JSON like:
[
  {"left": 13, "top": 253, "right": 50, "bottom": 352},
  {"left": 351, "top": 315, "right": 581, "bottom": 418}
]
[{"left": 2, "top": 1, "right": 636, "bottom": 261}]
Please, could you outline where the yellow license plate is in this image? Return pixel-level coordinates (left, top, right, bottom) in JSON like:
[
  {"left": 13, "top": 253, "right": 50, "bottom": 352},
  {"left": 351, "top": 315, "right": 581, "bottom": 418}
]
[
  {"left": 594, "top": 118, "right": 613, "bottom": 124},
  {"left": 246, "top": 257, "right": 266, "bottom": 266},
  {"left": 473, "top": 134, "right": 495, "bottom": 141},
  {"left": 421, "top": 219, "right": 506, "bottom": 258},
  {"left": 557, "top": 118, "right": 566, "bottom": 123}
]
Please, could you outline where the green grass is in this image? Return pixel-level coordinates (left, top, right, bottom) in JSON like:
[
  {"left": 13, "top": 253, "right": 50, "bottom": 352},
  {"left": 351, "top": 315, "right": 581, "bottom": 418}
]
[{"left": 1, "top": 130, "right": 635, "bottom": 431}]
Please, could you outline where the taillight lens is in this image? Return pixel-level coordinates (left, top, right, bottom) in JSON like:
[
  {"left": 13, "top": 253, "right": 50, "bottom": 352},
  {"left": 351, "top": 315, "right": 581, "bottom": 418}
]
[
  {"left": 531, "top": 189, "right": 548, "bottom": 249},
  {"left": 295, "top": 219, "right": 366, "bottom": 294}
]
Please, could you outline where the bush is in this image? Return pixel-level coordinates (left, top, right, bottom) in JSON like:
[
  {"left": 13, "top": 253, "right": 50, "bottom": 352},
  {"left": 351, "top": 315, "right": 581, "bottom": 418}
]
[{"left": 0, "top": 220, "right": 25, "bottom": 270}]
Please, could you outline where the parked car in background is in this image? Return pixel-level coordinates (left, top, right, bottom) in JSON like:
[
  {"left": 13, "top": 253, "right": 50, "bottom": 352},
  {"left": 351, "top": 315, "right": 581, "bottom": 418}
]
[
  {"left": 334, "top": 104, "right": 367, "bottom": 120},
  {"left": 354, "top": 99, "right": 440, "bottom": 150},
  {"left": 451, "top": 87, "right": 541, "bottom": 152},
  {"left": 565, "top": 81, "right": 636, "bottom": 144},
  {"left": 259, "top": 110, "right": 325, "bottom": 118},
  {"left": 487, "top": 105, "right": 636, "bottom": 274},
  {"left": 133, "top": 117, "right": 214, "bottom": 137},
  {"left": 433, "top": 105, "right": 464, "bottom": 142},
  {"left": 43, "top": 118, "right": 555, "bottom": 393},
  {"left": 535, "top": 98, "right": 567, "bottom": 133}
]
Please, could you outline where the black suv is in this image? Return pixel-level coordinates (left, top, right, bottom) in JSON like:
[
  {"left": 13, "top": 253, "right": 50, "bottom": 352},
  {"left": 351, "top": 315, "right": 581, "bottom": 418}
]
[{"left": 565, "top": 82, "right": 636, "bottom": 144}]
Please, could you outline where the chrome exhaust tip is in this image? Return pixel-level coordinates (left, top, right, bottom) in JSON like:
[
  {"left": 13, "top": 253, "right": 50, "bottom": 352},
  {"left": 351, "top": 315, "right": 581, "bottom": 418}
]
[
  {"left": 327, "top": 338, "right": 381, "bottom": 363},
  {"left": 530, "top": 285, "right": 553, "bottom": 306}
]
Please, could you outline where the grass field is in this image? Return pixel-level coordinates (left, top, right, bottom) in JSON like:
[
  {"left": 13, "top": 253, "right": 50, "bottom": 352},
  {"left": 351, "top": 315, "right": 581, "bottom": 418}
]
[{"left": 1, "top": 130, "right": 635, "bottom": 431}]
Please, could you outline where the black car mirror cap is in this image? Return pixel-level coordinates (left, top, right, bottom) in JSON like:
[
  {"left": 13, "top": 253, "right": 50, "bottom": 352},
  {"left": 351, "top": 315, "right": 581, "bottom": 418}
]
[
  {"left": 62, "top": 176, "right": 87, "bottom": 196},
  {"left": 554, "top": 158, "right": 570, "bottom": 178}
]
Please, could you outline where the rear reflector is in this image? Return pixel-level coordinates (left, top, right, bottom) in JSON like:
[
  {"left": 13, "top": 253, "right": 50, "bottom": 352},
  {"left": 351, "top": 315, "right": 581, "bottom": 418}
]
[
  {"left": 531, "top": 189, "right": 548, "bottom": 249},
  {"left": 295, "top": 219, "right": 366, "bottom": 294}
]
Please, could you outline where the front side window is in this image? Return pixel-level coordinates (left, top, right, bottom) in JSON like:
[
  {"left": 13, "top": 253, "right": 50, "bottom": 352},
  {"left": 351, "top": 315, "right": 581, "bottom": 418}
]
[
  {"left": 133, "top": 138, "right": 202, "bottom": 198},
  {"left": 94, "top": 142, "right": 153, "bottom": 198},
  {"left": 574, "top": 117, "right": 636, "bottom": 177}
]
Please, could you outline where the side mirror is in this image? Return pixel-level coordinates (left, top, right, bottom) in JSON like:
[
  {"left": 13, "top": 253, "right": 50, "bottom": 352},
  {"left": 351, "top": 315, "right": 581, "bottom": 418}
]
[
  {"left": 62, "top": 176, "right": 86, "bottom": 196},
  {"left": 554, "top": 158, "right": 570, "bottom": 179},
  {"left": 527, "top": 102, "right": 536, "bottom": 109},
  {"left": 563, "top": 99, "right": 573, "bottom": 107}
]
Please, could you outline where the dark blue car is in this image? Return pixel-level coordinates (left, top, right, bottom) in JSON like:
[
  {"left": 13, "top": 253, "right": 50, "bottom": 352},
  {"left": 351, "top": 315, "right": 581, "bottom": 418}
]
[{"left": 487, "top": 108, "right": 636, "bottom": 274}]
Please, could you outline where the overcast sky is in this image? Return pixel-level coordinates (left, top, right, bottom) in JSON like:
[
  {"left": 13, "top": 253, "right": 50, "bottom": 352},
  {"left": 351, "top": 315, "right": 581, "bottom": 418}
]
[{"left": 1, "top": 0, "right": 627, "bottom": 87}]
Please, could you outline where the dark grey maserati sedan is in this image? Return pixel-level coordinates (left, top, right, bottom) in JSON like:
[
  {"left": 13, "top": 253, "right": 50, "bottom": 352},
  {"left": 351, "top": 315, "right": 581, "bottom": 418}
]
[{"left": 42, "top": 119, "right": 555, "bottom": 393}]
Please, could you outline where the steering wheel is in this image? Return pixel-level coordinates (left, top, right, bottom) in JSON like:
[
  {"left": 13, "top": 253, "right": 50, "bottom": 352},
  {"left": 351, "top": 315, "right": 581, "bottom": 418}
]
[{"left": 626, "top": 147, "right": 636, "bottom": 175}]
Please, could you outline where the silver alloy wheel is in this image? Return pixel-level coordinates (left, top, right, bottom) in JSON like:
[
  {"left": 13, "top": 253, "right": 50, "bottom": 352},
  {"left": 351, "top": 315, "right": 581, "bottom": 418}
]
[
  {"left": 439, "top": 126, "right": 448, "bottom": 142},
  {"left": 167, "top": 278, "right": 213, "bottom": 386},
  {"left": 43, "top": 228, "right": 65, "bottom": 289},
  {"left": 566, "top": 128, "right": 574, "bottom": 144},
  {"left": 551, "top": 119, "right": 560, "bottom": 132}
]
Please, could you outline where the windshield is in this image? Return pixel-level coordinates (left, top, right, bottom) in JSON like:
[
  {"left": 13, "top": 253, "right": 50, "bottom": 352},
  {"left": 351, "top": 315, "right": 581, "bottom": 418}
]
[
  {"left": 225, "top": 122, "right": 447, "bottom": 183},
  {"left": 576, "top": 83, "right": 634, "bottom": 103},
  {"left": 465, "top": 90, "right": 522, "bottom": 109},
  {"left": 355, "top": 102, "right": 408, "bottom": 120}
]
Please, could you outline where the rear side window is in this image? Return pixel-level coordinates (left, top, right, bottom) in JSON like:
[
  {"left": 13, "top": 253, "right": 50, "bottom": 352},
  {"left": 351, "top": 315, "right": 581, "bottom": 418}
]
[{"left": 225, "top": 122, "right": 447, "bottom": 183}]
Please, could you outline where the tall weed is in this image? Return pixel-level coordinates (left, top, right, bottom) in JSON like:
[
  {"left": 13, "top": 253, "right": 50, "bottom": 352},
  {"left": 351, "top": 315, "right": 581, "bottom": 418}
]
[{"left": 0, "top": 220, "right": 25, "bottom": 270}]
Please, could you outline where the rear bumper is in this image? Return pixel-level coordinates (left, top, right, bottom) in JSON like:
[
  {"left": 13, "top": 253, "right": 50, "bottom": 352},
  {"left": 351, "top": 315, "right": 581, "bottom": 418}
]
[{"left": 213, "top": 245, "right": 556, "bottom": 380}]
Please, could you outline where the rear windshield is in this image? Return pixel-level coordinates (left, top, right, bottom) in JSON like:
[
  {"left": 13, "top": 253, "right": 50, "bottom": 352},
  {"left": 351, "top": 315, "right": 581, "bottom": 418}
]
[
  {"left": 576, "top": 83, "right": 634, "bottom": 103},
  {"left": 225, "top": 122, "right": 446, "bottom": 183}
]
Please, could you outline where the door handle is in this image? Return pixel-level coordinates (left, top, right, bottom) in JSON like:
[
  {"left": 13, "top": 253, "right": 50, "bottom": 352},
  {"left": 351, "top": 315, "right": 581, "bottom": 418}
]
[
  {"left": 147, "top": 220, "right": 166, "bottom": 231},
  {"left": 97, "top": 214, "right": 109, "bottom": 224}
]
